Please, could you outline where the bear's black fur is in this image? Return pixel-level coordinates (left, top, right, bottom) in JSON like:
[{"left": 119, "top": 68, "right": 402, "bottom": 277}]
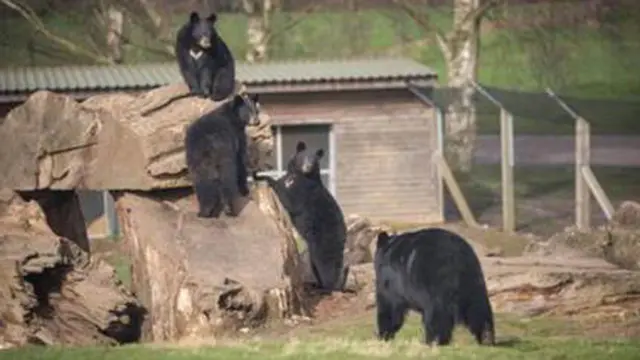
[
  {"left": 374, "top": 228, "right": 495, "bottom": 346},
  {"left": 253, "top": 141, "right": 347, "bottom": 291},
  {"left": 185, "top": 93, "right": 260, "bottom": 218},
  {"left": 175, "top": 12, "right": 235, "bottom": 101}
]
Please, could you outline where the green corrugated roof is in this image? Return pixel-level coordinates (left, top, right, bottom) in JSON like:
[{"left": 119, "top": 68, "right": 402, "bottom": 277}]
[{"left": 0, "top": 58, "right": 435, "bottom": 94}]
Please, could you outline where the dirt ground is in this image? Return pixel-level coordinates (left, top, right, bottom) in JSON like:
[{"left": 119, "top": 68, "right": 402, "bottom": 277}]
[
  {"left": 87, "top": 164, "right": 640, "bottom": 343},
  {"left": 90, "top": 219, "right": 640, "bottom": 343}
]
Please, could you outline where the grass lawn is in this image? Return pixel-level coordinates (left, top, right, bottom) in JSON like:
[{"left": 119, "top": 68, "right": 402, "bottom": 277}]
[{"left": 2, "top": 313, "right": 640, "bottom": 360}]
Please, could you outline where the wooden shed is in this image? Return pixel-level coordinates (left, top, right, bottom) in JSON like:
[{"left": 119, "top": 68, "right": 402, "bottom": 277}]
[{"left": 0, "top": 57, "right": 441, "bottom": 237}]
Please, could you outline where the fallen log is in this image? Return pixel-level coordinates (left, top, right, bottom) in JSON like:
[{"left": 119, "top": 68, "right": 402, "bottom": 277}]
[
  {"left": 351, "top": 252, "right": 640, "bottom": 323},
  {"left": 0, "top": 191, "right": 144, "bottom": 348}
]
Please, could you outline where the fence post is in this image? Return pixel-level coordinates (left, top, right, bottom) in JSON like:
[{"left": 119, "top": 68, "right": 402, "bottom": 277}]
[
  {"left": 472, "top": 81, "right": 516, "bottom": 232},
  {"left": 435, "top": 107, "right": 445, "bottom": 223},
  {"left": 103, "top": 190, "right": 119, "bottom": 238},
  {"left": 500, "top": 108, "right": 515, "bottom": 232},
  {"left": 546, "top": 88, "right": 592, "bottom": 230},
  {"left": 575, "top": 117, "right": 591, "bottom": 230},
  {"left": 406, "top": 82, "right": 447, "bottom": 223}
]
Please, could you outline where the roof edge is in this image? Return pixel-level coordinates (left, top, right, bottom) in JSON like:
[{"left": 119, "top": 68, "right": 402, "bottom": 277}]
[{"left": 0, "top": 76, "right": 437, "bottom": 104}]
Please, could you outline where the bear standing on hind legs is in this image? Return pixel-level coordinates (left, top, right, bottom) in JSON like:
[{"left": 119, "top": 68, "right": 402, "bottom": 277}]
[
  {"left": 253, "top": 141, "right": 347, "bottom": 292},
  {"left": 175, "top": 12, "right": 236, "bottom": 101},
  {"left": 185, "top": 93, "right": 260, "bottom": 218},
  {"left": 374, "top": 228, "right": 495, "bottom": 346}
]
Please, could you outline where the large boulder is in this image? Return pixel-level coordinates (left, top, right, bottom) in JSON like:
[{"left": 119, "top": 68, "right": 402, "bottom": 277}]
[{"left": 0, "top": 84, "right": 274, "bottom": 191}]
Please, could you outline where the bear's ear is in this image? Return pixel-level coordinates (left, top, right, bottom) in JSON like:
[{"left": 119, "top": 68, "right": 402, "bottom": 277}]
[
  {"left": 232, "top": 94, "right": 244, "bottom": 109},
  {"left": 296, "top": 141, "right": 307, "bottom": 153},
  {"left": 315, "top": 149, "right": 325, "bottom": 159},
  {"left": 189, "top": 12, "right": 200, "bottom": 24},
  {"left": 206, "top": 12, "right": 218, "bottom": 24},
  {"left": 376, "top": 231, "right": 391, "bottom": 248}
]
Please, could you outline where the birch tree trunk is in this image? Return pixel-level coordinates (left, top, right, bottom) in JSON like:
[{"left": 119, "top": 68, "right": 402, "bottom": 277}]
[
  {"left": 439, "top": 0, "right": 482, "bottom": 173},
  {"left": 242, "top": 0, "right": 273, "bottom": 63},
  {"left": 105, "top": 5, "right": 124, "bottom": 63}
]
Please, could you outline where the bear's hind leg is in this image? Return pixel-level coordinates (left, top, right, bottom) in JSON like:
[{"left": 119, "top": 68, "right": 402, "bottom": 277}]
[
  {"left": 462, "top": 297, "right": 495, "bottom": 346},
  {"left": 422, "top": 306, "right": 455, "bottom": 346},
  {"left": 376, "top": 294, "right": 407, "bottom": 341},
  {"left": 211, "top": 68, "right": 235, "bottom": 101},
  {"left": 236, "top": 148, "right": 250, "bottom": 197},
  {"left": 194, "top": 178, "right": 223, "bottom": 218},
  {"left": 219, "top": 158, "right": 241, "bottom": 217}
]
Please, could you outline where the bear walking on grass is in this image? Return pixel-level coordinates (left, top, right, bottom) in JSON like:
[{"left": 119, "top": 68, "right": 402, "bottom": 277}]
[
  {"left": 175, "top": 12, "right": 236, "bottom": 101},
  {"left": 185, "top": 93, "right": 260, "bottom": 218},
  {"left": 374, "top": 228, "right": 495, "bottom": 346},
  {"left": 253, "top": 141, "right": 347, "bottom": 291}
]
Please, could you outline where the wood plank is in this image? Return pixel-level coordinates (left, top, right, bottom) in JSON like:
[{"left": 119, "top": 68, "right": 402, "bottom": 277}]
[
  {"left": 500, "top": 109, "right": 516, "bottom": 232},
  {"left": 576, "top": 117, "right": 591, "bottom": 230},
  {"left": 436, "top": 155, "right": 480, "bottom": 228},
  {"left": 581, "top": 166, "right": 615, "bottom": 220}
]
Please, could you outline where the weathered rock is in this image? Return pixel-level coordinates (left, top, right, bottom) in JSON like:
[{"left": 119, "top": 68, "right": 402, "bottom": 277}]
[
  {"left": 342, "top": 255, "right": 640, "bottom": 323},
  {"left": 343, "top": 215, "right": 393, "bottom": 266},
  {"left": 114, "top": 181, "right": 309, "bottom": 343},
  {"left": 0, "top": 84, "right": 273, "bottom": 191},
  {"left": 612, "top": 201, "right": 640, "bottom": 228},
  {"left": 0, "top": 191, "right": 144, "bottom": 347},
  {"left": 524, "top": 201, "right": 640, "bottom": 270}
]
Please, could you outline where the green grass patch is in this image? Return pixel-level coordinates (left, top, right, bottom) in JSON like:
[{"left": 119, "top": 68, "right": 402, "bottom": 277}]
[
  {"left": 90, "top": 236, "right": 132, "bottom": 288},
  {"left": 2, "top": 313, "right": 639, "bottom": 359},
  {"left": 462, "top": 165, "right": 640, "bottom": 204}
]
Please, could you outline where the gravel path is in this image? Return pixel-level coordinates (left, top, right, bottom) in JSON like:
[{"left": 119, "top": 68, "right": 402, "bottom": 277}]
[{"left": 474, "top": 135, "right": 640, "bottom": 166}]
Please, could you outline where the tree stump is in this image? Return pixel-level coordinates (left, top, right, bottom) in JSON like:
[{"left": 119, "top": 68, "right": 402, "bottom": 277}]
[
  {"left": 115, "top": 182, "right": 308, "bottom": 342},
  {"left": 0, "top": 191, "right": 143, "bottom": 348}
]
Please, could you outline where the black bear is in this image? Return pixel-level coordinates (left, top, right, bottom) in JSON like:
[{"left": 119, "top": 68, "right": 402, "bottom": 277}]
[
  {"left": 253, "top": 141, "right": 347, "bottom": 291},
  {"left": 175, "top": 12, "right": 235, "bottom": 101},
  {"left": 374, "top": 228, "right": 495, "bottom": 346},
  {"left": 185, "top": 93, "right": 260, "bottom": 218}
]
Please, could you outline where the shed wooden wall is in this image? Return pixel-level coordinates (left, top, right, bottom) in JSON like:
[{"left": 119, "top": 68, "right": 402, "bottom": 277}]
[{"left": 261, "top": 89, "right": 442, "bottom": 224}]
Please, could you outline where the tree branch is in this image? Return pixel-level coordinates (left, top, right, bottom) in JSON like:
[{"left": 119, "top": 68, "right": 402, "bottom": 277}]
[
  {"left": 1, "top": 0, "right": 114, "bottom": 64},
  {"left": 264, "top": 4, "right": 319, "bottom": 44},
  {"left": 392, "top": 0, "right": 451, "bottom": 59},
  {"left": 461, "top": 0, "right": 501, "bottom": 27}
]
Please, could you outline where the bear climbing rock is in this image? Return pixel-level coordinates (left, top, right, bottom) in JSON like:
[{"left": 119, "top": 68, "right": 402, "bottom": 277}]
[
  {"left": 185, "top": 93, "right": 260, "bottom": 218},
  {"left": 374, "top": 228, "right": 495, "bottom": 346},
  {"left": 175, "top": 11, "right": 236, "bottom": 101},
  {"left": 253, "top": 141, "right": 347, "bottom": 292}
]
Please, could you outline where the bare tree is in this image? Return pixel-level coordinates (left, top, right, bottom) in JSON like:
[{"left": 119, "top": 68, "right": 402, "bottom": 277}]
[
  {"left": 394, "top": 0, "right": 501, "bottom": 173},
  {"left": 240, "top": 0, "right": 319, "bottom": 63},
  {"left": 111, "top": 0, "right": 175, "bottom": 57},
  {"left": 94, "top": 0, "right": 125, "bottom": 63},
  {"left": 242, "top": 0, "right": 274, "bottom": 63},
  {"left": 1, "top": 0, "right": 115, "bottom": 64}
]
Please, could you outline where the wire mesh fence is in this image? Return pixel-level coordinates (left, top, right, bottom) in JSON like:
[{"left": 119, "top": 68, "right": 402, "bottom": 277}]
[{"left": 412, "top": 83, "right": 640, "bottom": 236}]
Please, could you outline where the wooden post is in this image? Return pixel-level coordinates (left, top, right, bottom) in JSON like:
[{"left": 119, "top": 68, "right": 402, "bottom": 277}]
[
  {"left": 435, "top": 108, "right": 445, "bottom": 223},
  {"left": 581, "top": 166, "right": 615, "bottom": 220},
  {"left": 575, "top": 117, "right": 591, "bottom": 230},
  {"left": 500, "top": 108, "right": 515, "bottom": 232},
  {"left": 471, "top": 81, "right": 516, "bottom": 232},
  {"left": 406, "top": 82, "right": 447, "bottom": 224},
  {"left": 436, "top": 154, "right": 480, "bottom": 228},
  {"left": 103, "top": 190, "right": 119, "bottom": 238},
  {"left": 546, "top": 88, "right": 596, "bottom": 231}
]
